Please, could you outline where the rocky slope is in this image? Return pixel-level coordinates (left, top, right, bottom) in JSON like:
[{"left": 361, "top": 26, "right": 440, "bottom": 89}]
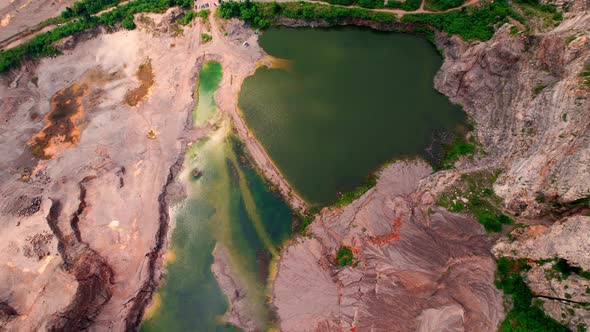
[
  {"left": 434, "top": 5, "right": 589, "bottom": 217},
  {"left": 273, "top": 160, "right": 505, "bottom": 331}
]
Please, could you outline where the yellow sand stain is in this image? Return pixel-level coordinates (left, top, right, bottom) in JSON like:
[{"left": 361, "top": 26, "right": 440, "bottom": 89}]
[
  {"left": 143, "top": 293, "right": 162, "bottom": 320},
  {"left": 257, "top": 55, "right": 293, "bottom": 71},
  {"left": 108, "top": 220, "right": 120, "bottom": 229},
  {"left": 37, "top": 256, "right": 55, "bottom": 274},
  {"left": 164, "top": 249, "right": 177, "bottom": 265},
  {"left": 1, "top": 14, "right": 11, "bottom": 27},
  {"left": 133, "top": 160, "right": 144, "bottom": 176}
]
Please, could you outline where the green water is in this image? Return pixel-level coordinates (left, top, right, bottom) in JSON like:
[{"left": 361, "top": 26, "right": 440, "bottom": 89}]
[
  {"left": 239, "top": 27, "right": 465, "bottom": 206},
  {"left": 142, "top": 62, "right": 292, "bottom": 331},
  {"left": 194, "top": 61, "right": 223, "bottom": 126}
]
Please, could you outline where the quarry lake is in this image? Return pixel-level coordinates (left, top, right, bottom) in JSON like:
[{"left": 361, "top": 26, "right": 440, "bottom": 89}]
[
  {"left": 144, "top": 27, "right": 467, "bottom": 331},
  {"left": 142, "top": 62, "right": 292, "bottom": 331},
  {"left": 239, "top": 26, "right": 466, "bottom": 206}
]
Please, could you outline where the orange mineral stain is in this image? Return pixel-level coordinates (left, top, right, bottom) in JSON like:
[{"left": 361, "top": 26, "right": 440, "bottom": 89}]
[{"left": 29, "top": 83, "right": 88, "bottom": 160}]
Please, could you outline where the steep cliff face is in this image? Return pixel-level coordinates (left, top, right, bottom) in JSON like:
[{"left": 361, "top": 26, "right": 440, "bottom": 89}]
[
  {"left": 273, "top": 161, "right": 504, "bottom": 331},
  {"left": 434, "top": 8, "right": 589, "bottom": 217}
]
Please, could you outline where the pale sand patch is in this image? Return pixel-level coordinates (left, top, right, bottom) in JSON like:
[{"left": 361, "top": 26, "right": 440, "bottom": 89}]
[{"left": 1, "top": 13, "right": 10, "bottom": 26}]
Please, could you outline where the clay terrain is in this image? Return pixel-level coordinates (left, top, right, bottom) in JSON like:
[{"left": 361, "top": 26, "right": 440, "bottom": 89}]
[
  {"left": 273, "top": 160, "right": 504, "bottom": 331},
  {"left": 0, "top": 0, "right": 589, "bottom": 330}
]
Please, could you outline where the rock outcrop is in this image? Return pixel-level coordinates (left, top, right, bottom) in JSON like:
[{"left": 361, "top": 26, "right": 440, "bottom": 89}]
[
  {"left": 434, "top": 10, "right": 590, "bottom": 217},
  {"left": 273, "top": 161, "right": 504, "bottom": 331},
  {"left": 493, "top": 216, "right": 590, "bottom": 330}
]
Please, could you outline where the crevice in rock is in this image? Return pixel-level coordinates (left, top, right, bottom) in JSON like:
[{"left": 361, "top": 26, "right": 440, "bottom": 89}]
[
  {"left": 70, "top": 176, "right": 96, "bottom": 243},
  {"left": 124, "top": 154, "right": 185, "bottom": 331},
  {"left": 45, "top": 198, "right": 115, "bottom": 331},
  {"left": 534, "top": 294, "right": 589, "bottom": 306}
]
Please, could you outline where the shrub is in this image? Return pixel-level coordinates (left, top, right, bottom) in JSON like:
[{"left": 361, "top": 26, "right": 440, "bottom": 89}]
[
  {"left": 424, "top": 0, "right": 466, "bottom": 11},
  {"left": 201, "top": 33, "right": 212, "bottom": 43},
  {"left": 335, "top": 175, "right": 376, "bottom": 207},
  {"left": 496, "top": 257, "right": 570, "bottom": 332},
  {"left": 335, "top": 246, "right": 354, "bottom": 266},
  {"left": 402, "top": 0, "right": 520, "bottom": 41},
  {"left": 121, "top": 14, "right": 136, "bottom": 29},
  {"left": 385, "top": 0, "right": 421, "bottom": 10},
  {"left": 178, "top": 9, "right": 197, "bottom": 25}
]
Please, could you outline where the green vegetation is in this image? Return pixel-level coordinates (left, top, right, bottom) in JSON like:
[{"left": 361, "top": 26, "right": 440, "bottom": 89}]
[
  {"left": 201, "top": 33, "right": 213, "bottom": 43},
  {"left": 217, "top": 0, "right": 525, "bottom": 42},
  {"left": 565, "top": 35, "right": 577, "bottom": 44},
  {"left": 335, "top": 175, "right": 377, "bottom": 207},
  {"left": 217, "top": 1, "right": 397, "bottom": 28},
  {"left": 178, "top": 9, "right": 197, "bottom": 25},
  {"left": 581, "top": 66, "right": 590, "bottom": 88},
  {"left": 496, "top": 257, "right": 571, "bottom": 332},
  {"left": 61, "top": 0, "right": 123, "bottom": 19},
  {"left": 121, "top": 14, "right": 137, "bottom": 29},
  {"left": 402, "top": 0, "right": 523, "bottom": 41},
  {"left": 385, "top": 0, "right": 421, "bottom": 11},
  {"left": 178, "top": 9, "right": 209, "bottom": 25},
  {"left": 437, "top": 170, "right": 514, "bottom": 232},
  {"left": 297, "top": 216, "right": 313, "bottom": 236},
  {"left": 439, "top": 136, "right": 476, "bottom": 169},
  {"left": 424, "top": 0, "right": 466, "bottom": 11},
  {"left": 551, "top": 258, "right": 590, "bottom": 280},
  {"left": 335, "top": 246, "right": 354, "bottom": 266},
  {"left": 198, "top": 9, "right": 210, "bottom": 18},
  {"left": 317, "top": 0, "right": 421, "bottom": 10},
  {"left": 513, "top": 0, "right": 559, "bottom": 16},
  {"left": 534, "top": 84, "right": 547, "bottom": 94}
]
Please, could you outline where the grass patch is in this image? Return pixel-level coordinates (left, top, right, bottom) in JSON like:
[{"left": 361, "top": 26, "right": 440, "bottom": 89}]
[
  {"left": 178, "top": 9, "right": 197, "bottom": 25},
  {"left": 218, "top": 0, "right": 521, "bottom": 42},
  {"left": 335, "top": 175, "right": 377, "bottom": 207},
  {"left": 424, "top": 0, "right": 466, "bottom": 11},
  {"left": 439, "top": 136, "right": 476, "bottom": 169},
  {"left": 385, "top": 0, "right": 421, "bottom": 11},
  {"left": 437, "top": 170, "right": 514, "bottom": 232},
  {"left": 402, "top": 0, "right": 523, "bottom": 41},
  {"left": 534, "top": 84, "right": 547, "bottom": 94},
  {"left": 335, "top": 246, "right": 354, "bottom": 266},
  {"left": 580, "top": 66, "right": 590, "bottom": 88},
  {"left": 565, "top": 35, "right": 577, "bottom": 44},
  {"left": 551, "top": 258, "right": 590, "bottom": 280},
  {"left": 217, "top": 1, "right": 398, "bottom": 29},
  {"left": 496, "top": 257, "right": 571, "bottom": 332},
  {"left": 200, "top": 33, "right": 213, "bottom": 43}
]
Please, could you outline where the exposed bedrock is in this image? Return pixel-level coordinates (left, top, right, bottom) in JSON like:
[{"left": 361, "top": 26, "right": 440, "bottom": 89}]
[
  {"left": 273, "top": 160, "right": 504, "bottom": 332},
  {"left": 493, "top": 216, "right": 590, "bottom": 330},
  {"left": 434, "top": 9, "right": 590, "bottom": 216}
]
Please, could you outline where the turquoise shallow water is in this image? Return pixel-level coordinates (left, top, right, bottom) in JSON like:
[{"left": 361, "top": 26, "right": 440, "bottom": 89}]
[
  {"left": 239, "top": 26, "right": 465, "bottom": 206},
  {"left": 142, "top": 62, "right": 292, "bottom": 332}
]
